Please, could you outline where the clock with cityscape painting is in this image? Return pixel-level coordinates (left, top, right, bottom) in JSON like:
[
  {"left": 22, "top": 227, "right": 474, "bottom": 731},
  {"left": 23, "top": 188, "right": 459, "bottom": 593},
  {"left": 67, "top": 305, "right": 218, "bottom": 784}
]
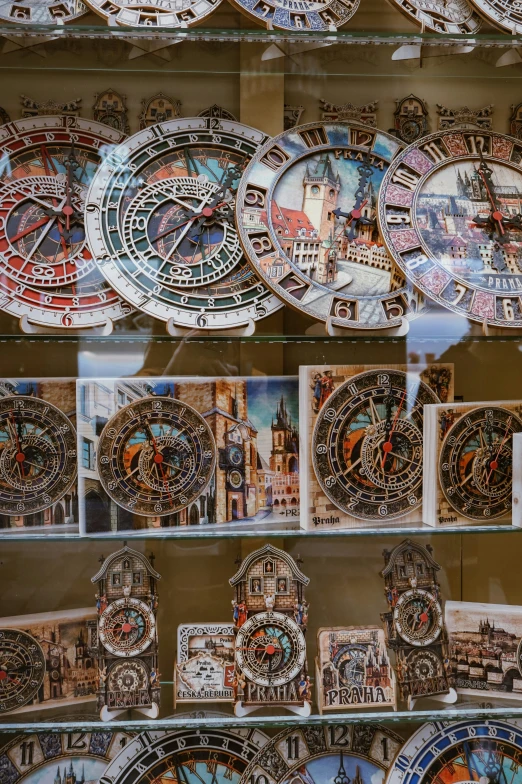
[
  {"left": 468, "top": 0, "right": 522, "bottom": 33},
  {"left": 0, "top": 629, "right": 46, "bottom": 714},
  {"left": 0, "top": 116, "right": 131, "bottom": 331},
  {"left": 236, "top": 121, "right": 424, "bottom": 332},
  {"left": 384, "top": 0, "right": 481, "bottom": 33},
  {"left": 386, "top": 720, "right": 522, "bottom": 784},
  {"left": 0, "top": 729, "right": 132, "bottom": 784},
  {"left": 85, "top": 118, "right": 282, "bottom": 332},
  {"left": 240, "top": 724, "right": 403, "bottom": 784},
  {"left": 378, "top": 129, "right": 522, "bottom": 329},
  {"left": 229, "top": 0, "right": 359, "bottom": 31}
]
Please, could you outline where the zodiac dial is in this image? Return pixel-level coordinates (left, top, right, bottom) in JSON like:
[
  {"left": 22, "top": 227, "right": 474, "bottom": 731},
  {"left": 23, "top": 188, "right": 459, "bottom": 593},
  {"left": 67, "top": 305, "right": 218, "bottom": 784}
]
[
  {"left": 312, "top": 369, "right": 439, "bottom": 521},
  {"left": 406, "top": 648, "right": 446, "bottom": 682},
  {"left": 236, "top": 122, "right": 425, "bottom": 331},
  {"left": 378, "top": 129, "right": 522, "bottom": 329},
  {"left": 0, "top": 395, "right": 77, "bottom": 516},
  {"left": 0, "top": 629, "right": 46, "bottom": 714},
  {"left": 97, "top": 396, "right": 216, "bottom": 517},
  {"left": 235, "top": 612, "right": 306, "bottom": 688},
  {"left": 107, "top": 660, "right": 149, "bottom": 696},
  {"left": 229, "top": 0, "right": 359, "bottom": 31},
  {"left": 85, "top": 118, "right": 282, "bottom": 330},
  {"left": 439, "top": 406, "right": 522, "bottom": 520},
  {"left": 393, "top": 588, "right": 444, "bottom": 646},
  {"left": 0, "top": 116, "right": 131, "bottom": 329},
  {"left": 468, "top": 0, "right": 522, "bottom": 33},
  {"left": 0, "top": 0, "right": 87, "bottom": 23},
  {"left": 84, "top": 0, "right": 221, "bottom": 28},
  {"left": 383, "top": 0, "right": 481, "bottom": 33},
  {"left": 99, "top": 597, "right": 156, "bottom": 657},
  {"left": 99, "top": 727, "right": 269, "bottom": 784},
  {"left": 386, "top": 720, "right": 522, "bottom": 784}
]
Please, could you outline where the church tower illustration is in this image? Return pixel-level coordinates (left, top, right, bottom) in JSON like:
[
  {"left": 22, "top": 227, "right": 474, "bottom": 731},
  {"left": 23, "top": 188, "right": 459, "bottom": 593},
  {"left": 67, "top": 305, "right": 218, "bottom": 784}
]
[
  {"left": 270, "top": 395, "right": 298, "bottom": 475},
  {"left": 302, "top": 156, "right": 340, "bottom": 239}
]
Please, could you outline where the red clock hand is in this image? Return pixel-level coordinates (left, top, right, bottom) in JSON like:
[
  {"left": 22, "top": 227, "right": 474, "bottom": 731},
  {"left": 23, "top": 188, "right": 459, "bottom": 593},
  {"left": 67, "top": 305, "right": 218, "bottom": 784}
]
[
  {"left": 381, "top": 390, "right": 407, "bottom": 470},
  {"left": 9, "top": 412, "right": 25, "bottom": 479},
  {"left": 487, "top": 419, "right": 512, "bottom": 484},
  {"left": 10, "top": 216, "right": 51, "bottom": 244}
]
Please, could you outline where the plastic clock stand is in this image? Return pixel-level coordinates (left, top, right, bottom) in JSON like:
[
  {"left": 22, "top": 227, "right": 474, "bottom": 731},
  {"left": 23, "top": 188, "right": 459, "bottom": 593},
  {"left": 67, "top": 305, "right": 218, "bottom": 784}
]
[
  {"left": 234, "top": 700, "right": 312, "bottom": 718},
  {"left": 407, "top": 687, "right": 457, "bottom": 711},
  {"left": 100, "top": 701, "right": 159, "bottom": 722},
  {"left": 20, "top": 314, "right": 115, "bottom": 336},
  {"left": 324, "top": 315, "right": 410, "bottom": 338},
  {"left": 166, "top": 318, "right": 256, "bottom": 338}
]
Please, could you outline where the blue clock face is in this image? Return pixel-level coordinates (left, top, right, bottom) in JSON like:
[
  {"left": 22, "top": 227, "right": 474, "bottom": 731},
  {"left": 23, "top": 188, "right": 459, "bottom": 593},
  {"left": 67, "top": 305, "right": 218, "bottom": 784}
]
[{"left": 228, "top": 445, "right": 243, "bottom": 466}]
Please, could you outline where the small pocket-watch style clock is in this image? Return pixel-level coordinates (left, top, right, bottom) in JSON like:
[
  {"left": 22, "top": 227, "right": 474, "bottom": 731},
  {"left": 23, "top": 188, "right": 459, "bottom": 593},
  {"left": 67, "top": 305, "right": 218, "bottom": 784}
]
[
  {"left": 380, "top": 539, "right": 454, "bottom": 708},
  {"left": 90, "top": 543, "right": 161, "bottom": 721},
  {"left": 230, "top": 543, "right": 311, "bottom": 716}
]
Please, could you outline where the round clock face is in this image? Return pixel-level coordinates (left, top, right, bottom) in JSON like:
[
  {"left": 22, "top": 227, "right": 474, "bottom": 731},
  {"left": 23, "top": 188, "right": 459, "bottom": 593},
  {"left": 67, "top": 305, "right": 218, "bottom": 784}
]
[
  {"left": 393, "top": 588, "right": 443, "bottom": 646},
  {"left": 0, "top": 0, "right": 87, "bottom": 23},
  {"left": 378, "top": 129, "right": 522, "bottom": 329},
  {"left": 335, "top": 645, "right": 367, "bottom": 686},
  {"left": 312, "top": 369, "right": 439, "bottom": 521},
  {"left": 229, "top": 0, "right": 359, "bottom": 31},
  {"left": 84, "top": 0, "right": 221, "bottom": 27},
  {"left": 0, "top": 729, "right": 132, "bottom": 784},
  {"left": 227, "top": 444, "right": 244, "bottom": 466},
  {"left": 85, "top": 117, "right": 282, "bottom": 330},
  {"left": 237, "top": 122, "right": 425, "bottom": 331},
  {"left": 0, "top": 116, "right": 132, "bottom": 329},
  {"left": 386, "top": 720, "right": 522, "bottom": 784},
  {"left": 384, "top": 0, "right": 481, "bottom": 33},
  {"left": 98, "top": 727, "right": 269, "bottom": 784},
  {"left": 97, "top": 396, "right": 216, "bottom": 517},
  {"left": 0, "top": 395, "right": 77, "bottom": 516},
  {"left": 406, "top": 648, "right": 445, "bottom": 682},
  {"left": 0, "top": 629, "right": 46, "bottom": 714},
  {"left": 241, "top": 724, "right": 403, "bottom": 784},
  {"left": 439, "top": 405, "right": 522, "bottom": 520},
  {"left": 99, "top": 597, "right": 156, "bottom": 657},
  {"left": 107, "top": 660, "right": 149, "bottom": 695},
  {"left": 235, "top": 611, "right": 306, "bottom": 688},
  {"left": 228, "top": 469, "right": 243, "bottom": 489},
  {"left": 468, "top": 0, "right": 522, "bottom": 33}
]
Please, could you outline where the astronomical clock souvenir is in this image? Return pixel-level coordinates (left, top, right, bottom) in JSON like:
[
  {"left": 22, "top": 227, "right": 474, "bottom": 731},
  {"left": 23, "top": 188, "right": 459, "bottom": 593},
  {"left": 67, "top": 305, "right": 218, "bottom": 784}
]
[
  {"left": 174, "top": 623, "right": 235, "bottom": 704},
  {"left": 384, "top": 0, "right": 481, "bottom": 33},
  {"left": 320, "top": 101, "right": 378, "bottom": 127},
  {"left": 0, "top": 116, "right": 132, "bottom": 331},
  {"left": 0, "top": 606, "right": 98, "bottom": 715},
  {"left": 236, "top": 121, "right": 425, "bottom": 333},
  {"left": 77, "top": 376, "right": 299, "bottom": 534},
  {"left": 240, "top": 723, "right": 404, "bottom": 784},
  {"left": 0, "top": 0, "right": 87, "bottom": 23},
  {"left": 92, "top": 90, "right": 130, "bottom": 136},
  {"left": 392, "top": 96, "right": 429, "bottom": 144},
  {"left": 380, "top": 539, "right": 453, "bottom": 707},
  {"left": 446, "top": 599, "right": 522, "bottom": 699},
  {"left": 139, "top": 93, "right": 182, "bottom": 129},
  {"left": 0, "top": 728, "right": 132, "bottom": 784},
  {"left": 89, "top": 544, "right": 161, "bottom": 721},
  {"left": 378, "top": 128, "right": 522, "bottom": 330},
  {"left": 423, "top": 400, "right": 522, "bottom": 526},
  {"left": 315, "top": 626, "right": 396, "bottom": 713},
  {"left": 20, "top": 97, "right": 82, "bottom": 120},
  {"left": 0, "top": 378, "right": 78, "bottom": 535},
  {"left": 229, "top": 543, "right": 311, "bottom": 716},
  {"left": 468, "top": 0, "right": 522, "bottom": 33},
  {"left": 437, "top": 104, "right": 494, "bottom": 132},
  {"left": 84, "top": 0, "right": 221, "bottom": 26},
  {"left": 299, "top": 363, "right": 454, "bottom": 530},
  {"left": 98, "top": 727, "right": 270, "bottom": 784},
  {"left": 386, "top": 719, "right": 522, "bottom": 784},
  {"left": 228, "top": 0, "right": 358, "bottom": 31},
  {"left": 85, "top": 117, "right": 282, "bottom": 333}
]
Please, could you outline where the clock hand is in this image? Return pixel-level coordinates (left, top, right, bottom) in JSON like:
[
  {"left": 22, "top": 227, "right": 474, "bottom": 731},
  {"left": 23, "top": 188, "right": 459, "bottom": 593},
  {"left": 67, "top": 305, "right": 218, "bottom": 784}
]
[
  {"left": 486, "top": 419, "right": 512, "bottom": 484},
  {"left": 381, "top": 390, "right": 407, "bottom": 471},
  {"left": 476, "top": 148, "right": 505, "bottom": 239},
  {"left": 9, "top": 216, "right": 52, "bottom": 244}
]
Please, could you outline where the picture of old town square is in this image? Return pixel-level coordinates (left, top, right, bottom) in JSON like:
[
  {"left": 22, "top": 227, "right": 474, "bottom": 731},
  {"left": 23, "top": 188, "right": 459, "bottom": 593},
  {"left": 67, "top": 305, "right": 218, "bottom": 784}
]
[
  {"left": 78, "top": 377, "right": 299, "bottom": 533},
  {"left": 417, "top": 162, "right": 522, "bottom": 276}
]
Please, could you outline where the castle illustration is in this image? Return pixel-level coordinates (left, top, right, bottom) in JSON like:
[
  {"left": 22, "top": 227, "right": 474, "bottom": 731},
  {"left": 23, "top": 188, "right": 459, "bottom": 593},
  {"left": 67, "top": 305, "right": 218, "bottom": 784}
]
[
  {"left": 449, "top": 617, "right": 522, "bottom": 693},
  {"left": 53, "top": 762, "right": 96, "bottom": 784}
]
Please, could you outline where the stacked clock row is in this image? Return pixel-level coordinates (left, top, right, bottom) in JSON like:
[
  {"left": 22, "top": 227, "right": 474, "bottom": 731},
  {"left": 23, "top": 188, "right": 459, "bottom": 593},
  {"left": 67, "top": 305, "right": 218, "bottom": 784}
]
[
  {"left": 2, "top": 114, "right": 522, "bottom": 333},
  {"left": 3, "top": 0, "right": 522, "bottom": 35}
]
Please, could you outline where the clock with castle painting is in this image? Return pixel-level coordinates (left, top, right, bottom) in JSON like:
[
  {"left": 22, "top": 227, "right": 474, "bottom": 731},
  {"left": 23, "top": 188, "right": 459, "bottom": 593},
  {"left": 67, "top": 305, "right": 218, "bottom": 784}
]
[
  {"left": 89, "top": 544, "right": 161, "bottom": 721},
  {"left": 236, "top": 121, "right": 425, "bottom": 332}
]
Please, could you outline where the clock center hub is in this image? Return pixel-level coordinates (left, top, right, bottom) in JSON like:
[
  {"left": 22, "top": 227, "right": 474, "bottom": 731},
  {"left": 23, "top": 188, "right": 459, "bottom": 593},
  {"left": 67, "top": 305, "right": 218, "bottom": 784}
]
[
  {"left": 490, "top": 460, "right": 499, "bottom": 471},
  {"left": 15, "top": 452, "right": 25, "bottom": 462},
  {"left": 492, "top": 211, "right": 503, "bottom": 222},
  {"left": 351, "top": 208, "right": 362, "bottom": 220},
  {"left": 153, "top": 453, "right": 164, "bottom": 464},
  {"left": 419, "top": 612, "right": 429, "bottom": 623},
  {"left": 62, "top": 205, "right": 74, "bottom": 217},
  {"left": 0, "top": 670, "right": 7, "bottom": 680},
  {"left": 122, "top": 622, "right": 133, "bottom": 633},
  {"left": 382, "top": 441, "right": 393, "bottom": 454},
  {"left": 201, "top": 206, "right": 214, "bottom": 218},
  {"left": 265, "top": 643, "right": 276, "bottom": 655}
]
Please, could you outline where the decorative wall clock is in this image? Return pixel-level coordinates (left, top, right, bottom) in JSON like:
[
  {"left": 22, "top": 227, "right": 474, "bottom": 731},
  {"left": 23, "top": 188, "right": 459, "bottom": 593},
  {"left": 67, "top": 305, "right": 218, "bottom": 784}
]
[
  {"left": 384, "top": 0, "right": 481, "bottom": 33},
  {"left": 139, "top": 93, "right": 182, "bottom": 129},
  {"left": 0, "top": 394, "right": 77, "bottom": 517},
  {"left": 0, "top": 629, "right": 45, "bottom": 714},
  {"left": 228, "top": 0, "right": 358, "bottom": 31},
  {"left": 93, "top": 89, "right": 130, "bottom": 136},
  {"left": 237, "top": 121, "right": 426, "bottom": 332},
  {"left": 437, "top": 103, "right": 493, "bottom": 131},
  {"left": 84, "top": 0, "right": 222, "bottom": 28},
  {"left": 468, "top": 0, "right": 522, "bottom": 33},
  {"left": 320, "top": 100, "right": 378, "bottom": 127},
  {"left": 393, "top": 95, "right": 429, "bottom": 144},
  {"left": 0, "top": 116, "right": 132, "bottom": 330},
  {"left": 85, "top": 117, "right": 282, "bottom": 332},
  {"left": 299, "top": 363, "right": 454, "bottom": 529},
  {"left": 423, "top": 400, "right": 522, "bottom": 525},
  {"left": 96, "top": 396, "right": 216, "bottom": 518},
  {"left": 230, "top": 543, "right": 311, "bottom": 716},
  {"left": 378, "top": 128, "right": 522, "bottom": 329},
  {"left": 385, "top": 720, "right": 522, "bottom": 784},
  {"left": 98, "top": 727, "right": 270, "bottom": 784},
  {"left": 240, "top": 723, "right": 404, "bottom": 784},
  {"left": 90, "top": 544, "right": 161, "bottom": 720},
  {"left": 0, "top": 0, "right": 87, "bottom": 23},
  {"left": 380, "top": 539, "right": 453, "bottom": 707},
  {"left": 0, "top": 728, "right": 132, "bottom": 784},
  {"left": 284, "top": 105, "right": 305, "bottom": 130}
]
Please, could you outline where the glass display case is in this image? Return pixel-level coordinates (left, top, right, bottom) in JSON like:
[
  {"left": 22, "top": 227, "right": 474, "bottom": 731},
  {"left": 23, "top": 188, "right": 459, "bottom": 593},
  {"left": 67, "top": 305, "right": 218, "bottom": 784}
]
[{"left": 3, "top": 4, "right": 522, "bottom": 784}]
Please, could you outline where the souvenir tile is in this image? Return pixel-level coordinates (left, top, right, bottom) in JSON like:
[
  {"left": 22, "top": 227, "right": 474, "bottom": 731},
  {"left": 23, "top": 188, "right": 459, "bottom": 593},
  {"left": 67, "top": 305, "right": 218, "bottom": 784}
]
[
  {"left": 175, "top": 623, "right": 235, "bottom": 704},
  {"left": 77, "top": 376, "right": 299, "bottom": 534},
  {"left": 299, "top": 363, "right": 454, "bottom": 530}
]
